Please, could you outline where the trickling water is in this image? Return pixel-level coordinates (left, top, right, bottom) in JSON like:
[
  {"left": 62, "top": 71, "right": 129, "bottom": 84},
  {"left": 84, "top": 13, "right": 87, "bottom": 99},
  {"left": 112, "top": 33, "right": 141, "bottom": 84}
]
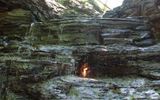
[{"left": 28, "top": 22, "right": 35, "bottom": 35}]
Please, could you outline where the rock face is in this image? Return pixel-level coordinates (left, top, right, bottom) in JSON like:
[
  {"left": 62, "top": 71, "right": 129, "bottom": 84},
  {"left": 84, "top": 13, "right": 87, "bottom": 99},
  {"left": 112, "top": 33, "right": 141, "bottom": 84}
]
[
  {"left": 0, "top": 9, "right": 32, "bottom": 41},
  {"left": 0, "top": 0, "right": 108, "bottom": 53},
  {"left": 11, "top": 76, "right": 160, "bottom": 100},
  {"left": 28, "top": 17, "right": 155, "bottom": 46},
  {"left": 1, "top": 0, "right": 160, "bottom": 99},
  {"left": 1, "top": 17, "right": 160, "bottom": 100},
  {"left": 0, "top": 0, "right": 108, "bottom": 48},
  {"left": 0, "top": 0, "right": 107, "bottom": 21},
  {"left": 103, "top": 0, "right": 160, "bottom": 40}
]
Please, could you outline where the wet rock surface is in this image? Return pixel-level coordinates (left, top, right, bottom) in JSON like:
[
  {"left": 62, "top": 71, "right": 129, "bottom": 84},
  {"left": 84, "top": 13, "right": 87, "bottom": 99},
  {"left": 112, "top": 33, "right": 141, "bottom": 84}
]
[
  {"left": 10, "top": 75, "right": 160, "bottom": 100},
  {"left": 28, "top": 18, "right": 155, "bottom": 46},
  {"left": 1, "top": 44, "right": 160, "bottom": 99},
  {"left": 0, "top": 17, "right": 160, "bottom": 100}
]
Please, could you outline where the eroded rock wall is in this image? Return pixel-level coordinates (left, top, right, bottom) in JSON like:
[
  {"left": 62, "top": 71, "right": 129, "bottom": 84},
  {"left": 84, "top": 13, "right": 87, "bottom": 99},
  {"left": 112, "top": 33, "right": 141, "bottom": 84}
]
[
  {"left": 0, "top": 0, "right": 108, "bottom": 48},
  {"left": 103, "top": 0, "right": 160, "bottom": 40},
  {"left": 0, "top": 0, "right": 107, "bottom": 21}
]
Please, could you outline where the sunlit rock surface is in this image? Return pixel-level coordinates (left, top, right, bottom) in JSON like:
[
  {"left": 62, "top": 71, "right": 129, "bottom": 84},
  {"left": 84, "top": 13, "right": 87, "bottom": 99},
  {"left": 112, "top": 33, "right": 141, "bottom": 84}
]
[{"left": 0, "top": 0, "right": 107, "bottom": 21}]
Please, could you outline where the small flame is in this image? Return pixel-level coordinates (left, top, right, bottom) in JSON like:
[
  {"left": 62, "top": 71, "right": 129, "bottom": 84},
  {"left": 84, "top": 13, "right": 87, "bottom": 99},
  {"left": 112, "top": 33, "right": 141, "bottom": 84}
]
[
  {"left": 81, "top": 63, "right": 90, "bottom": 77},
  {"left": 82, "top": 67, "right": 88, "bottom": 77}
]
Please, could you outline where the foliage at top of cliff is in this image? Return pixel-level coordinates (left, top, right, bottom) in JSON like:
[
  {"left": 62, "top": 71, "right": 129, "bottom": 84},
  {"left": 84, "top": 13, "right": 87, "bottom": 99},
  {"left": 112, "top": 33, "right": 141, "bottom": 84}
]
[
  {"left": 0, "top": 0, "right": 109, "bottom": 20},
  {"left": 56, "top": 0, "right": 109, "bottom": 17}
]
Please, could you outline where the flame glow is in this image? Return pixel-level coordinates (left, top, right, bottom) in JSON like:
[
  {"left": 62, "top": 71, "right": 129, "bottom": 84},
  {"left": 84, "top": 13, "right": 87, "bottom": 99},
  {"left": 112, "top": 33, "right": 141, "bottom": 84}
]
[{"left": 81, "top": 63, "right": 90, "bottom": 77}]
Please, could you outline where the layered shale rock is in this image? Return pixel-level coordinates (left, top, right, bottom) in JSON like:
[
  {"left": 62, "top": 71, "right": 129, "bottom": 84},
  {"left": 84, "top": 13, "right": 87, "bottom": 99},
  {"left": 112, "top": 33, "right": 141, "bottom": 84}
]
[
  {"left": 28, "top": 17, "right": 155, "bottom": 46},
  {"left": 0, "top": 8, "right": 160, "bottom": 99},
  {"left": 1, "top": 44, "right": 160, "bottom": 99},
  {"left": 0, "top": 9, "right": 32, "bottom": 39},
  {"left": 74, "top": 44, "right": 160, "bottom": 79},
  {"left": 1, "top": 18, "right": 160, "bottom": 99},
  {"left": 1, "top": 0, "right": 160, "bottom": 99},
  {"left": 0, "top": 0, "right": 105, "bottom": 52},
  {"left": 103, "top": 0, "right": 160, "bottom": 40},
  {"left": 0, "top": 0, "right": 108, "bottom": 52},
  {"left": 10, "top": 76, "right": 160, "bottom": 100},
  {"left": 0, "top": 8, "right": 32, "bottom": 53}
]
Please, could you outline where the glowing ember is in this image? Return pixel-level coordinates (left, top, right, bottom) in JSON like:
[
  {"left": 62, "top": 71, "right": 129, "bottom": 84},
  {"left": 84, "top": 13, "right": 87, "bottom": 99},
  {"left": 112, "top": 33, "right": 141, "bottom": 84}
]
[{"left": 81, "top": 63, "right": 90, "bottom": 77}]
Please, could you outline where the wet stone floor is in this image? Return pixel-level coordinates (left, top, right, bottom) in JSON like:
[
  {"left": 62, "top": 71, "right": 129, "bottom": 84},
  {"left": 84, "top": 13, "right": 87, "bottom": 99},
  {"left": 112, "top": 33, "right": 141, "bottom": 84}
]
[{"left": 35, "top": 75, "right": 160, "bottom": 100}]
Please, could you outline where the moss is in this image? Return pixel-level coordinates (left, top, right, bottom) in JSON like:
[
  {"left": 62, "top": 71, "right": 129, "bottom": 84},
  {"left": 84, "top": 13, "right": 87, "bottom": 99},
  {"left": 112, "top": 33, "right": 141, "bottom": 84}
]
[
  {"left": 157, "top": 89, "right": 160, "bottom": 95},
  {"left": 112, "top": 88, "right": 121, "bottom": 94},
  {"left": 130, "top": 96, "right": 135, "bottom": 100},
  {"left": 3, "top": 92, "right": 17, "bottom": 100},
  {"left": 0, "top": 56, "right": 22, "bottom": 62},
  {"left": 58, "top": 32, "right": 99, "bottom": 45},
  {"left": 31, "top": 55, "right": 54, "bottom": 61},
  {"left": 5, "top": 9, "right": 32, "bottom": 24},
  {"left": 68, "top": 87, "right": 79, "bottom": 96},
  {"left": 27, "top": 20, "right": 100, "bottom": 45},
  {"left": 7, "top": 9, "right": 31, "bottom": 17},
  {"left": 28, "top": 23, "right": 59, "bottom": 45},
  {"left": 56, "top": 0, "right": 67, "bottom": 4},
  {"left": 0, "top": 46, "right": 4, "bottom": 50},
  {"left": 155, "top": 32, "right": 160, "bottom": 41},
  {"left": 13, "top": 62, "right": 33, "bottom": 69},
  {"left": 55, "top": 55, "right": 71, "bottom": 63},
  {"left": 59, "top": 23, "right": 99, "bottom": 28},
  {"left": 0, "top": 75, "right": 7, "bottom": 83},
  {"left": 0, "top": 91, "right": 28, "bottom": 100}
]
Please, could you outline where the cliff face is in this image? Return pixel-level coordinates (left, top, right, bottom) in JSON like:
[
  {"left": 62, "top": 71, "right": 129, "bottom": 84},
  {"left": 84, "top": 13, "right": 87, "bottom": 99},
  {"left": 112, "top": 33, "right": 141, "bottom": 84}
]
[
  {"left": 1, "top": 18, "right": 160, "bottom": 100},
  {"left": 103, "top": 0, "right": 160, "bottom": 40},
  {"left": 0, "top": 0, "right": 107, "bottom": 43},
  {"left": 1, "top": 1, "right": 160, "bottom": 100}
]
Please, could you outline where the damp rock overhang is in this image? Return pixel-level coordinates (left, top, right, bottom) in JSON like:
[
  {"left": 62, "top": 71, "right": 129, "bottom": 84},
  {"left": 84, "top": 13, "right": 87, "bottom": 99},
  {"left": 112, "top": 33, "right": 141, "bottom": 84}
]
[
  {"left": 76, "top": 60, "right": 139, "bottom": 78},
  {"left": 75, "top": 46, "right": 139, "bottom": 78},
  {"left": 74, "top": 43, "right": 160, "bottom": 79}
]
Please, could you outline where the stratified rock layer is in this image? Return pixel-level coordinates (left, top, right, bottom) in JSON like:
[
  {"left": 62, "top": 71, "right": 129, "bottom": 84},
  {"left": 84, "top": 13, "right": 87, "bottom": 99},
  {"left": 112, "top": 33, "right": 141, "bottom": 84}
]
[
  {"left": 28, "top": 17, "right": 155, "bottom": 46},
  {"left": 0, "top": 17, "right": 160, "bottom": 100},
  {"left": 103, "top": 0, "right": 160, "bottom": 40}
]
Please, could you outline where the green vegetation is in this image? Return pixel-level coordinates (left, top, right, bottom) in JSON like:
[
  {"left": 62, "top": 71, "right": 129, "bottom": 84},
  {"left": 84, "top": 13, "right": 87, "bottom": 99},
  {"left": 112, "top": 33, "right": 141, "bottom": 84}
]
[
  {"left": 68, "top": 87, "right": 79, "bottom": 96},
  {"left": 56, "top": 0, "right": 109, "bottom": 16}
]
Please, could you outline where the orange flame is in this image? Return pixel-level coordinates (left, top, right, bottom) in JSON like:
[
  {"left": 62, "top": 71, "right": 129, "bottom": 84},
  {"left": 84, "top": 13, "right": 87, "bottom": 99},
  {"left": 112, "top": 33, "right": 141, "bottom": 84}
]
[{"left": 81, "top": 63, "right": 90, "bottom": 77}]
